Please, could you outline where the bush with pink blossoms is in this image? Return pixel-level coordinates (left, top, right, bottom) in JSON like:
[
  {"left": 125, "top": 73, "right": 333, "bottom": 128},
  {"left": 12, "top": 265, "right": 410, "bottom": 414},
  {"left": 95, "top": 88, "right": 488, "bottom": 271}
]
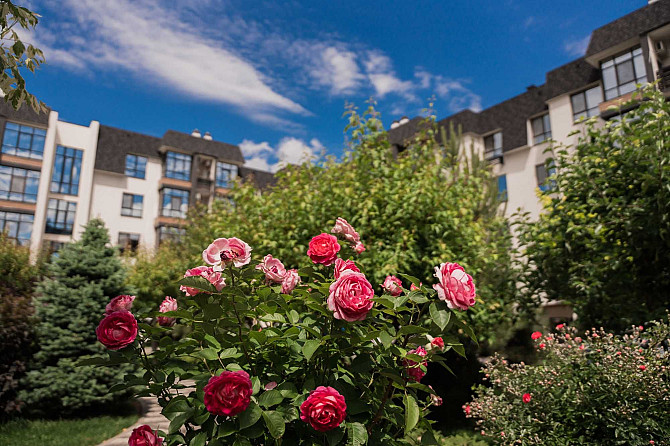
[
  {"left": 88, "top": 224, "right": 480, "bottom": 445},
  {"left": 466, "top": 318, "right": 670, "bottom": 445}
]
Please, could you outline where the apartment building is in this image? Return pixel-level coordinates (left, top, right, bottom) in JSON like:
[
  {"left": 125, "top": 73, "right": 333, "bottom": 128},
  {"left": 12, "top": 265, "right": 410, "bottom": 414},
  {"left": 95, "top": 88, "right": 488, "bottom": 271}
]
[
  {"left": 388, "top": 0, "right": 670, "bottom": 220},
  {"left": 0, "top": 103, "right": 274, "bottom": 254}
]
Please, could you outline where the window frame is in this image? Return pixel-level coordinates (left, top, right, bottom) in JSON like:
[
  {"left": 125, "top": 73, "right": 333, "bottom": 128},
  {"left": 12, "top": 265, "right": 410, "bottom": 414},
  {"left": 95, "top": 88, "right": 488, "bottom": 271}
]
[
  {"left": 497, "top": 174, "right": 508, "bottom": 202},
  {"left": 535, "top": 161, "right": 557, "bottom": 192},
  {"left": 50, "top": 145, "right": 83, "bottom": 195},
  {"left": 121, "top": 193, "right": 144, "bottom": 218},
  {"left": 601, "top": 46, "right": 647, "bottom": 100},
  {"left": 118, "top": 232, "right": 140, "bottom": 254},
  {"left": 157, "top": 225, "right": 186, "bottom": 245},
  {"left": 0, "top": 210, "right": 33, "bottom": 245},
  {"left": 216, "top": 161, "right": 238, "bottom": 188},
  {"left": 45, "top": 199, "right": 77, "bottom": 235},
  {"left": 1, "top": 122, "right": 47, "bottom": 160},
  {"left": 531, "top": 114, "right": 552, "bottom": 145},
  {"left": 165, "top": 151, "right": 192, "bottom": 181},
  {"left": 571, "top": 85, "right": 603, "bottom": 121},
  {"left": 484, "top": 131, "right": 503, "bottom": 160},
  {"left": 161, "top": 187, "right": 189, "bottom": 218},
  {"left": 0, "top": 165, "right": 39, "bottom": 203},
  {"left": 125, "top": 154, "right": 147, "bottom": 179}
]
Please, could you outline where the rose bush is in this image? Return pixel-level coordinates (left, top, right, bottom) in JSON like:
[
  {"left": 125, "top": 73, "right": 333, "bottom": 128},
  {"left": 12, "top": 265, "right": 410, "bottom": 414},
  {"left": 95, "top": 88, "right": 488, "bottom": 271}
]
[
  {"left": 466, "top": 318, "right": 670, "bottom": 444},
  {"left": 89, "top": 220, "right": 479, "bottom": 445}
]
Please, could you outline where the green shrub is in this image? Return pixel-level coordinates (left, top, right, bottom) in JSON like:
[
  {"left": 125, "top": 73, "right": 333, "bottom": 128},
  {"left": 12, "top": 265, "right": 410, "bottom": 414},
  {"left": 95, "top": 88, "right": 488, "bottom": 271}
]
[
  {"left": 467, "top": 318, "right": 670, "bottom": 444},
  {"left": 20, "top": 219, "right": 134, "bottom": 415}
]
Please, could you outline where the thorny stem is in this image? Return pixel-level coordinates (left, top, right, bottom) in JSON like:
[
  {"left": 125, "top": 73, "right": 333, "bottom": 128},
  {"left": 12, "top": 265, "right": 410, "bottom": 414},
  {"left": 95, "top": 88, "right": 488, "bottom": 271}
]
[{"left": 230, "top": 271, "right": 257, "bottom": 376}]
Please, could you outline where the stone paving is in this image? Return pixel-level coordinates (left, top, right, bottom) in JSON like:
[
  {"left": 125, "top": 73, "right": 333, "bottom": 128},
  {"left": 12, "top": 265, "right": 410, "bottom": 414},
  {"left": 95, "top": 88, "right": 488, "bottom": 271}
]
[{"left": 98, "top": 397, "right": 169, "bottom": 446}]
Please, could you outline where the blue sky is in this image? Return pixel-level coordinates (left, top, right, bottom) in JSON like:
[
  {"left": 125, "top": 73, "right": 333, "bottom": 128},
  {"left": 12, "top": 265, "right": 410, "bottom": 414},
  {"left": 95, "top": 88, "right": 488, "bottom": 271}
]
[{"left": 25, "top": 0, "right": 643, "bottom": 172}]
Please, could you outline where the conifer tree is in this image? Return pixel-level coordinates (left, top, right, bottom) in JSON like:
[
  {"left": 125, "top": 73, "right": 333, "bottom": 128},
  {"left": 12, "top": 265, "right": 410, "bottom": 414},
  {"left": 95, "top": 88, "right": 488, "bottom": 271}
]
[{"left": 21, "top": 219, "right": 132, "bottom": 415}]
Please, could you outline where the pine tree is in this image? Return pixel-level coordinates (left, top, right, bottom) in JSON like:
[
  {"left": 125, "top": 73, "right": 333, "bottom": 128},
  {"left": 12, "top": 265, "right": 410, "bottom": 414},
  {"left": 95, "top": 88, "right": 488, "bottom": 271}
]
[{"left": 21, "top": 219, "right": 133, "bottom": 415}]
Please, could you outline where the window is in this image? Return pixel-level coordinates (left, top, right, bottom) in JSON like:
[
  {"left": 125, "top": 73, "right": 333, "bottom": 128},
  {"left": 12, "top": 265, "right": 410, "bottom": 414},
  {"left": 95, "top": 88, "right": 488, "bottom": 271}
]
[
  {"left": 125, "top": 154, "right": 147, "bottom": 179},
  {"left": 161, "top": 187, "right": 189, "bottom": 218},
  {"left": 571, "top": 86, "right": 603, "bottom": 120},
  {"left": 497, "top": 175, "right": 508, "bottom": 202},
  {"left": 118, "top": 232, "right": 140, "bottom": 254},
  {"left": 45, "top": 199, "right": 76, "bottom": 234},
  {"left": 0, "top": 211, "right": 33, "bottom": 245},
  {"left": 216, "top": 162, "right": 238, "bottom": 188},
  {"left": 0, "top": 165, "right": 39, "bottom": 202},
  {"left": 601, "top": 47, "right": 647, "bottom": 100},
  {"left": 531, "top": 114, "right": 552, "bottom": 145},
  {"left": 158, "top": 225, "right": 186, "bottom": 244},
  {"left": 121, "top": 193, "right": 143, "bottom": 217},
  {"left": 50, "top": 146, "right": 83, "bottom": 195},
  {"left": 1, "top": 122, "right": 46, "bottom": 159},
  {"left": 484, "top": 132, "right": 503, "bottom": 159},
  {"left": 536, "top": 162, "right": 557, "bottom": 192},
  {"left": 165, "top": 151, "right": 191, "bottom": 181},
  {"left": 47, "top": 240, "right": 66, "bottom": 256}
]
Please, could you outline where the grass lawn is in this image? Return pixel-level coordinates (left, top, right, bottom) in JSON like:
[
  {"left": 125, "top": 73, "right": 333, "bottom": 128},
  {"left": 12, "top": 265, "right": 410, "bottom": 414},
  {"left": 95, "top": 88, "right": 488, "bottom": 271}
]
[{"left": 0, "top": 413, "right": 139, "bottom": 446}]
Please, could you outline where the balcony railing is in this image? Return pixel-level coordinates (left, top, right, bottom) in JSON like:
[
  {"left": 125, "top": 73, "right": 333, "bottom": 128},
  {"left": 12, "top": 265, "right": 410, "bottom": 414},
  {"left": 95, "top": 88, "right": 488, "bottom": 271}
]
[{"left": 657, "top": 66, "right": 670, "bottom": 93}]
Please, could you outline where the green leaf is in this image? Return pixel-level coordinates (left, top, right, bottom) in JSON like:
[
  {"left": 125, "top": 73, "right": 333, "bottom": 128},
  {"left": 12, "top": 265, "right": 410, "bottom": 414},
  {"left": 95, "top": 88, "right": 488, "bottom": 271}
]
[
  {"left": 191, "top": 431, "right": 207, "bottom": 446},
  {"left": 346, "top": 422, "right": 368, "bottom": 446},
  {"left": 429, "top": 302, "right": 450, "bottom": 331},
  {"left": 203, "top": 303, "right": 223, "bottom": 319},
  {"left": 378, "top": 330, "right": 393, "bottom": 349},
  {"left": 177, "top": 276, "right": 217, "bottom": 293},
  {"left": 169, "top": 408, "right": 195, "bottom": 434},
  {"left": 398, "top": 273, "right": 421, "bottom": 286},
  {"left": 193, "top": 348, "right": 219, "bottom": 361},
  {"left": 398, "top": 325, "right": 429, "bottom": 336},
  {"left": 326, "top": 426, "right": 346, "bottom": 445},
  {"left": 404, "top": 393, "right": 420, "bottom": 433},
  {"left": 302, "top": 339, "right": 321, "bottom": 362},
  {"left": 258, "top": 389, "right": 284, "bottom": 408},
  {"left": 238, "top": 402, "right": 262, "bottom": 429},
  {"left": 262, "top": 410, "right": 285, "bottom": 439}
]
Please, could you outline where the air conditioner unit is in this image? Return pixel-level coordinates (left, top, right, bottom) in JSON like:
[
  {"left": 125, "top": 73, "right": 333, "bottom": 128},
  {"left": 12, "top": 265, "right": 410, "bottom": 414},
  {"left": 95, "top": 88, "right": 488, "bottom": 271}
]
[{"left": 655, "top": 40, "right": 667, "bottom": 57}]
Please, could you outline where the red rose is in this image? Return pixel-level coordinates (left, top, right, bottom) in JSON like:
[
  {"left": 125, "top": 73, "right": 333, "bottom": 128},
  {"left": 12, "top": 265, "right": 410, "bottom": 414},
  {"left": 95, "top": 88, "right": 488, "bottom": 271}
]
[
  {"left": 307, "top": 233, "right": 340, "bottom": 266},
  {"left": 464, "top": 405, "right": 471, "bottom": 416},
  {"left": 128, "top": 424, "right": 163, "bottom": 446},
  {"left": 300, "top": 386, "right": 347, "bottom": 432},
  {"left": 105, "top": 295, "right": 135, "bottom": 314},
  {"left": 381, "top": 275, "right": 403, "bottom": 297},
  {"left": 157, "top": 296, "right": 178, "bottom": 327},
  {"left": 333, "top": 258, "right": 360, "bottom": 280},
  {"left": 555, "top": 324, "right": 565, "bottom": 330},
  {"left": 531, "top": 331, "right": 542, "bottom": 340},
  {"left": 522, "top": 393, "right": 531, "bottom": 404},
  {"left": 327, "top": 271, "right": 374, "bottom": 321},
  {"left": 639, "top": 365, "right": 646, "bottom": 371},
  {"left": 430, "top": 337, "right": 445, "bottom": 350},
  {"left": 203, "top": 370, "right": 252, "bottom": 417},
  {"left": 96, "top": 311, "right": 137, "bottom": 350},
  {"left": 403, "top": 347, "right": 428, "bottom": 382}
]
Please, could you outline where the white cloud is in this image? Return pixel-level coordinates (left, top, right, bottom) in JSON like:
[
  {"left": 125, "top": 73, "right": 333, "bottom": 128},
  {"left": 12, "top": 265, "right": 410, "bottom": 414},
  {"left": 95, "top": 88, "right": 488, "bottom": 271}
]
[
  {"left": 34, "top": 0, "right": 307, "bottom": 125},
  {"left": 364, "top": 52, "right": 415, "bottom": 100},
  {"left": 240, "top": 137, "right": 324, "bottom": 173},
  {"left": 308, "top": 46, "right": 363, "bottom": 95},
  {"left": 564, "top": 35, "right": 590, "bottom": 57}
]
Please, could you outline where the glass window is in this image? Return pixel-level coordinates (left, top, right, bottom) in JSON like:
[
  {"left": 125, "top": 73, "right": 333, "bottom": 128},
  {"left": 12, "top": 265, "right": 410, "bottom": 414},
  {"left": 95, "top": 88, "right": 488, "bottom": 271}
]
[
  {"left": 45, "top": 199, "right": 76, "bottom": 234},
  {"left": 536, "top": 162, "right": 557, "bottom": 192},
  {"left": 601, "top": 47, "right": 647, "bottom": 100},
  {"left": 1, "top": 122, "right": 46, "bottom": 159},
  {"left": 497, "top": 175, "right": 508, "bottom": 202},
  {"left": 484, "top": 132, "right": 503, "bottom": 159},
  {"left": 125, "top": 154, "right": 147, "bottom": 179},
  {"left": 121, "top": 193, "right": 143, "bottom": 217},
  {"left": 118, "top": 232, "right": 140, "bottom": 254},
  {"left": 0, "top": 165, "right": 39, "bottom": 202},
  {"left": 157, "top": 225, "right": 186, "bottom": 244},
  {"left": 165, "top": 151, "right": 192, "bottom": 181},
  {"left": 50, "top": 146, "right": 83, "bottom": 195},
  {"left": 0, "top": 211, "right": 33, "bottom": 245},
  {"left": 571, "top": 86, "right": 603, "bottom": 120},
  {"left": 531, "top": 114, "right": 552, "bottom": 144},
  {"left": 216, "top": 162, "right": 238, "bottom": 188},
  {"left": 161, "top": 187, "right": 189, "bottom": 218}
]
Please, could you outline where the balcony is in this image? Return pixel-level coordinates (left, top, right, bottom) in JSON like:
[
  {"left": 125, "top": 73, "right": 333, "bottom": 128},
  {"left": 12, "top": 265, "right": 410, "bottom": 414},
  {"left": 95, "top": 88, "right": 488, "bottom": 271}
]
[{"left": 658, "top": 66, "right": 670, "bottom": 95}]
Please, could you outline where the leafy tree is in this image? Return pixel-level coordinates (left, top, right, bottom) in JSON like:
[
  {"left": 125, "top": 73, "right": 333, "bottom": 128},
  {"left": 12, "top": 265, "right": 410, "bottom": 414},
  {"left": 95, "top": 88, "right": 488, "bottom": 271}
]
[
  {"left": 516, "top": 87, "right": 670, "bottom": 332},
  {"left": 0, "top": 0, "right": 46, "bottom": 112},
  {"left": 188, "top": 104, "right": 517, "bottom": 346},
  {"left": 21, "top": 219, "right": 133, "bottom": 415}
]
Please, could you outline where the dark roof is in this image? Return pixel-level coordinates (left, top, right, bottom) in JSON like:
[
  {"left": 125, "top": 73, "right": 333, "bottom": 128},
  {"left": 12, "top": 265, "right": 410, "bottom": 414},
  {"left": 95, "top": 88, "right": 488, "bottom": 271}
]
[
  {"left": 545, "top": 58, "right": 601, "bottom": 99},
  {"left": 239, "top": 166, "right": 276, "bottom": 189},
  {"left": 95, "top": 126, "right": 244, "bottom": 174},
  {"left": 586, "top": 1, "right": 670, "bottom": 57},
  {"left": 0, "top": 99, "right": 50, "bottom": 126},
  {"left": 387, "top": 117, "right": 426, "bottom": 146},
  {"left": 162, "top": 130, "right": 244, "bottom": 164}
]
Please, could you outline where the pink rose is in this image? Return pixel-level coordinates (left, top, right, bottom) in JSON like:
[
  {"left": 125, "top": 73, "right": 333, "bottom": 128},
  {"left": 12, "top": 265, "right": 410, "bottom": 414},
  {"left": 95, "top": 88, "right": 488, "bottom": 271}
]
[
  {"left": 128, "top": 425, "right": 163, "bottom": 446},
  {"left": 307, "top": 233, "right": 340, "bottom": 266},
  {"left": 430, "top": 393, "right": 443, "bottom": 406},
  {"left": 281, "top": 269, "right": 300, "bottom": 294},
  {"left": 105, "top": 295, "right": 135, "bottom": 314},
  {"left": 331, "top": 217, "right": 360, "bottom": 244},
  {"left": 202, "top": 237, "right": 252, "bottom": 270},
  {"left": 204, "top": 370, "right": 253, "bottom": 417},
  {"left": 381, "top": 275, "right": 403, "bottom": 297},
  {"left": 432, "top": 262, "right": 476, "bottom": 311},
  {"left": 333, "top": 258, "right": 360, "bottom": 280},
  {"left": 522, "top": 393, "right": 531, "bottom": 404},
  {"left": 464, "top": 405, "right": 471, "bottom": 416},
  {"left": 430, "top": 337, "right": 445, "bottom": 350},
  {"left": 327, "top": 271, "right": 374, "bottom": 321},
  {"left": 255, "top": 254, "right": 287, "bottom": 284},
  {"left": 264, "top": 381, "right": 278, "bottom": 390},
  {"left": 180, "top": 266, "right": 226, "bottom": 297},
  {"left": 157, "top": 296, "right": 178, "bottom": 327},
  {"left": 531, "top": 331, "right": 542, "bottom": 340},
  {"left": 96, "top": 311, "right": 138, "bottom": 350},
  {"left": 555, "top": 324, "right": 565, "bottom": 330},
  {"left": 410, "top": 283, "right": 421, "bottom": 291},
  {"left": 300, "top": 386, "right": 347, "bottom": 432},
  {"left": 354, "top": 242, "right": 365, "bottom": 254},
  {"left": 404, "top": 346, "right": 428, "bottom": 382}
]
